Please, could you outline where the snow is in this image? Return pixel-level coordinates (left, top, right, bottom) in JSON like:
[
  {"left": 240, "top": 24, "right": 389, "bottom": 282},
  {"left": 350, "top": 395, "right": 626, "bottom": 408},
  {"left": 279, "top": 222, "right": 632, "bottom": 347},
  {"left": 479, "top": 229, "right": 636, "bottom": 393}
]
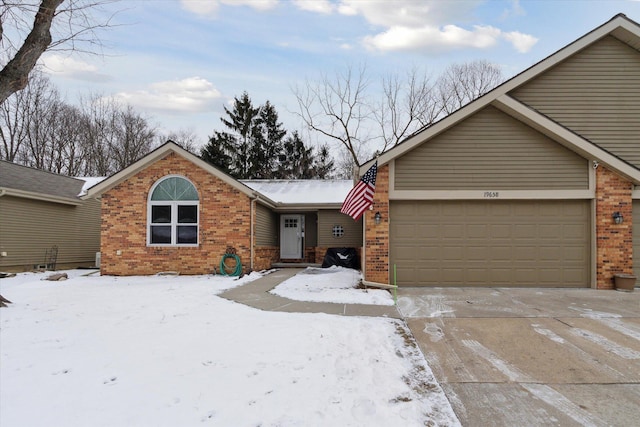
[
  {"left": 77, "top": 177, "right": 106, "bottom": 196},
  {"left": 0, "top": 269, "right": 459, "bottom": 427},
  {"left": 271, "top": 266, "right": 395, "bottom": 306},
  {"left": 241, "top": 180, "right": 354, "bottom": 204}
]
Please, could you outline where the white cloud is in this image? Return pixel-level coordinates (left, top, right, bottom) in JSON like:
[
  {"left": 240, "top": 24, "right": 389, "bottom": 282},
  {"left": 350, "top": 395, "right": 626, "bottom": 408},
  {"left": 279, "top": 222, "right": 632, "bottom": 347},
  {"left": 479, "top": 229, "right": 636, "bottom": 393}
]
[
  {"left": 500, "top": 0, "right": 526, "bottom": 20},
  {"left": 180, "top": 0, "right": 277, "bottom": 17},
  {"left": 363, "top": 24, "right": 502, "bottom": 52},
  {"left": 293, "top": 0, "right": 333, "bottom": 14},
  {"left": 335, "top": 0, "right": 537, "bottom": 54},
  {"left": 503, "top": 31, "right": 538, "bottom": 53},
  {"left": 337, "top": 0, "right": 478, "bottom": 27},
  {"left": 41, "top": 54, "right": 112, "bottom": 82},
  {"left": 114, "top": 77, "right": 223, "bottom": 113}
]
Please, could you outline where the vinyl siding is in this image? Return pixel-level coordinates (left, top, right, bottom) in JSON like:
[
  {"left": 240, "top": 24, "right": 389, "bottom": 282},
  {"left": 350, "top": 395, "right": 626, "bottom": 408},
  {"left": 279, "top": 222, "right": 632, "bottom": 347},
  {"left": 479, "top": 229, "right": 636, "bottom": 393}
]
[
  {"left": 0, "top": 196, "right": 101, "bottom": 269},
  {"left": 395, "top": 106, "right": 589, "bottom": 190},
  {"left": 511, "top": 36, "right": 640, "bottom": 168},
  {"left": 317, "top": 210, "right": 362, "bottom": 247},
  {"left": 255, "top": 203, "right": 278, "bottom": 246}
]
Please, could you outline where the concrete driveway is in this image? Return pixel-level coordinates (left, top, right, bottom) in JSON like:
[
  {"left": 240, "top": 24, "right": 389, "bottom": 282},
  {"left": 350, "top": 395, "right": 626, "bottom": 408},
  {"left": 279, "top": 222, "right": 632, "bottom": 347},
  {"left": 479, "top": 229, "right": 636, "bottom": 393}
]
[{"left": 396, "top": 287, "right": 640, "bottom": 427}]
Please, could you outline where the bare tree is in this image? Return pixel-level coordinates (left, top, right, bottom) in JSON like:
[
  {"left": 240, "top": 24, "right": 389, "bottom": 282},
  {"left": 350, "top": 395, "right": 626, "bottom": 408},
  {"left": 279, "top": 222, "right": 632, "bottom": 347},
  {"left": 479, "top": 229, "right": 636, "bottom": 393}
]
[
  {"left": 293, "top": 64, "right": 373, "bottom": 168},
  {"left": 161, "top": 128, "right": 202, "bottom": 153},
  {"left": 293, "top": 61, "right": 504, "bottom": 166},
  {"left": 111, "top": 104, "right": 156, "bottom": 171},
  {"left": 436, "top": 59, "right": 504, "bottom": 115},
  {"left": 0, "top": 0, "right": 117, "bottom": 104},
  {"left": 374, "top": 67, "right": 439, "bottom": 152}
]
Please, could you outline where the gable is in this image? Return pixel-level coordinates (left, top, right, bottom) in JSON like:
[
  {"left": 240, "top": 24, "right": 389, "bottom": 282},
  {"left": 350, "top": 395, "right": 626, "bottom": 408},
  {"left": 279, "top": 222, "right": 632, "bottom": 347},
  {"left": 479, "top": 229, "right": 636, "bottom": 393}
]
[
  {"left": 394, "top": 106, "right": 589, "bottom": 190},
  {"left": 105, "top": 152, "right": 251, "bottom": 206},
  {"left": 511, "top": 35, "right": 640, "bottom": 168}
]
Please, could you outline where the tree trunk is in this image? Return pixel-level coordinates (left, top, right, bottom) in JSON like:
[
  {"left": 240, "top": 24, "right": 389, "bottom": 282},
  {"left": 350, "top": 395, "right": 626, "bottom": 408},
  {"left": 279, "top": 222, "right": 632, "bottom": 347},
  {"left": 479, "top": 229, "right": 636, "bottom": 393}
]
[{"left": 0, "top": 0, "right": 64, "bottom": 104}]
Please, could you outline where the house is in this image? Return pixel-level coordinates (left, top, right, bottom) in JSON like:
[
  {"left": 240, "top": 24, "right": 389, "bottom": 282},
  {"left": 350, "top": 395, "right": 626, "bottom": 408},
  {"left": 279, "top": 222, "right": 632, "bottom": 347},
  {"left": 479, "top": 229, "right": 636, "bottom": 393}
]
[
  {"left": 82, "top": 143, "right": 361, "bottom": 276},
  {"left": 360, "top": 14, "right": 640, "bottom": 289},
  {"left": 0, "top": 160, "right": 102, "bottom": 271}
]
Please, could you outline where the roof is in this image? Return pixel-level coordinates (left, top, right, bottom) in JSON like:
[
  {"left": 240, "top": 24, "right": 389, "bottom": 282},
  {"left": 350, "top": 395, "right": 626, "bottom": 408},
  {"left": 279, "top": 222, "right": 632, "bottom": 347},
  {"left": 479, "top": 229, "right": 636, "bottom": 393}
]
[
  {"left": 82, "top": 141, "right": 352, "bottom": 210},
  {"left": 0, "top": 160, "right": 93, "bottom": 205},
  {"left": 241, "top": 180, "right": 352, "bottom": 207},
  {"left": 362, "top": 13, "right": 640, "bottom": 185}
]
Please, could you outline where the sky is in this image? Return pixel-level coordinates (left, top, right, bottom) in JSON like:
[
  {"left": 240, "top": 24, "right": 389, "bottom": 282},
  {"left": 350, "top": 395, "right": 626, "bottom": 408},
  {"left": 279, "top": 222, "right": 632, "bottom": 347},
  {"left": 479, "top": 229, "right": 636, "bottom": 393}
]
[{"left": 37, "top": 0, "right": 640, "bottom": 150}]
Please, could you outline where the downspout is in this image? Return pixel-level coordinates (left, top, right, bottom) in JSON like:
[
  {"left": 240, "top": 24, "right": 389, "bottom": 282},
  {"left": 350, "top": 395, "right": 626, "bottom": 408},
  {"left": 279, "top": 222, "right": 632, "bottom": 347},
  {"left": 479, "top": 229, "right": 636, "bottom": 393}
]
[
  {"left": 0, "top": 189, "right": 6, "bottom": 198},
  {"left": 250, "top": 195, "right": 256, "bottom": 271}
]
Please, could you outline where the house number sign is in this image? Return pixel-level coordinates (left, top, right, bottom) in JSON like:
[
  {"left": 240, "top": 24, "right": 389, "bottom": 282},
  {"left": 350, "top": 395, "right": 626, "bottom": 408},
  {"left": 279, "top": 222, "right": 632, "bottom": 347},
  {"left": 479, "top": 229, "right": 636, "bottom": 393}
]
[{"left": 483, "top": 191, "right": 500, "bottom": 198}]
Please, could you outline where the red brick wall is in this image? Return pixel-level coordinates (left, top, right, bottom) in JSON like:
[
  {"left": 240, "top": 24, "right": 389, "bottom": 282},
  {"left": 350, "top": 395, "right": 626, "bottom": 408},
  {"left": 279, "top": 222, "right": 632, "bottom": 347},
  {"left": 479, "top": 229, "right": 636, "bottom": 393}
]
[
  {"left": 595, "top": 166, "right": 634, "bottom": 289},
  {"left": 254, "top": 246, "right": 279, "bottom": 271},
  {"left": 100, "top": 153, "right": 252, "bottom": 275},
  {"left": 364, "top": 164, "right": 390, "bottom": 284}
]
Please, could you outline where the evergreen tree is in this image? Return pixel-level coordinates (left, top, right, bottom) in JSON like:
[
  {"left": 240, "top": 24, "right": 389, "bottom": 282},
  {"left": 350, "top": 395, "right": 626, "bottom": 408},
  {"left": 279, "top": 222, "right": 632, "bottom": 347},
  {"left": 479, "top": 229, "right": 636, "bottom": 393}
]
[
  {"left": 201, "top": 91, "right": 334, "bottom": 179},
  {"left": 251, "top": 101, "right": 287, "bottom": 178},
  {"left": 313, "top": 144, "right": 334, "bottom": 179},
  {"left": 200, "top": 131, "right": 233, "bottom": 174},
  {"left": 220, "top": 91, "right": 262, "bottom": 178},
  {"left": 277, "top": 131, "right": 316, "bottom": 179}
]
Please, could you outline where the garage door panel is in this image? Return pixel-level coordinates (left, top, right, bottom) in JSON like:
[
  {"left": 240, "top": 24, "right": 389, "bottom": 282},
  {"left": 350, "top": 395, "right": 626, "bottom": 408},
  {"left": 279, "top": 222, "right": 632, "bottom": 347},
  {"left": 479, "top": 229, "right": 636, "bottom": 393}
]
[
  {"left": 391, "top": 200, "right": 590, "bottom": 287},
  {"left": 442, "top": 224, "right": 463, "bottom": 238}
]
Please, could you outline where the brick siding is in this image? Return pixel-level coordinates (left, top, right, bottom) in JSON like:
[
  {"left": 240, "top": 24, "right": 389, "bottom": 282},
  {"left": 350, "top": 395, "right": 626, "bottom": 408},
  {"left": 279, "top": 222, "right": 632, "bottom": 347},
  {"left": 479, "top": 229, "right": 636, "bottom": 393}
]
[
  {"left": 254, "top": 246, "right": 279, "bottom": 271},
  {"left": 101, "top": 153, "right": 252, "bottom": 275},
  {"left": 595, "top": 166, "right": 634, "bottom": 289},
  {"left": 364, "top": 164, "right": 390, "bottom": 284}
]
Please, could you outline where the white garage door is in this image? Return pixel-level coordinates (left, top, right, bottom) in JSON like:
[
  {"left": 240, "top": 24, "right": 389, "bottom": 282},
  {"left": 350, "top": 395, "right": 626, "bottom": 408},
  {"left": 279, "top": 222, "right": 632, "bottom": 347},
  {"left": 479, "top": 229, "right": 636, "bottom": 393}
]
[{"left": 390, "top": 200, "right": 590, "bottom": 287}]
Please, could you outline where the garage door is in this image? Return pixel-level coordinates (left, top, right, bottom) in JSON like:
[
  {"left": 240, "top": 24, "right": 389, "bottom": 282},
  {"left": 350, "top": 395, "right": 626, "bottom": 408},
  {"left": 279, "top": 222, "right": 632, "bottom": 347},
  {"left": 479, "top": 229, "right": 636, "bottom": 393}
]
[
  {"left": 390, "top": 200, "right": 590, "bottom": 287},
  {"left": 634, "top": 200, "right": 640, "bottom": 280}
]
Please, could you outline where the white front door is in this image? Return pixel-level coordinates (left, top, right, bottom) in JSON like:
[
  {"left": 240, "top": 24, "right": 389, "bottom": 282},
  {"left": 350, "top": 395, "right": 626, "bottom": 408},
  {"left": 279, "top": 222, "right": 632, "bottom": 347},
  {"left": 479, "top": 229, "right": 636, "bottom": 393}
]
[{"left": 280, "top": 214, "right": 303, "bottom": 259}]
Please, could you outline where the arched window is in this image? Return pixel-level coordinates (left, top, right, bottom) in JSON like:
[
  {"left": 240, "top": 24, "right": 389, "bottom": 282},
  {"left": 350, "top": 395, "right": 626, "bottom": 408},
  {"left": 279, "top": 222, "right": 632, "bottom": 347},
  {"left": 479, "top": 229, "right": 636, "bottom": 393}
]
[{"left": 148, "top": 176, "right": 199, "bottom": 246}]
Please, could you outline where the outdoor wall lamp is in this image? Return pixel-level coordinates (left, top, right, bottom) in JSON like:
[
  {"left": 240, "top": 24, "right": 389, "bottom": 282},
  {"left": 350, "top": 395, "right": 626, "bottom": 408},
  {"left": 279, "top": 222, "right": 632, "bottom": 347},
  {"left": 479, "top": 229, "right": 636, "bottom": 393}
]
[
  {"left": 613, "top": 211, "right": 624, "bottom": 224},
  {"left": 374, "top": 211, "right": 382, "bottom": 224}
]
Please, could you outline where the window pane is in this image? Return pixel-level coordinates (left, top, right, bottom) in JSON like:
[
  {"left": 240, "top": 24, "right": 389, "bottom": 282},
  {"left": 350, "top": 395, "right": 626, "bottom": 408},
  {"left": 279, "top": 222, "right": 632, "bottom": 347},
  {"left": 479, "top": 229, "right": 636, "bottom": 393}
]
[
  {"left": 152, "top": 205, "right": 171, "bottom": 223},
  {"left": 177, "top": 226, "right": 198, "bottom": 244},
  {"left": 178, "top": 205, "right": 197, "bottom": 223},
  {"left": 151, "top": 177, "right": 198, "bottom": 201},
  {"left": 151, "top": 226, "right": 172, "bottom": 244}
]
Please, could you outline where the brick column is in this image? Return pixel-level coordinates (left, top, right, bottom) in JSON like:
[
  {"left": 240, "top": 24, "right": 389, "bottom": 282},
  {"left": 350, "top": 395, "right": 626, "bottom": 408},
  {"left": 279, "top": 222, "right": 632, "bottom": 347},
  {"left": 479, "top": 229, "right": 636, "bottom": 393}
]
[
  {"left": 364, "top": 164, "right": 390, "bottom": 284},
  {"left": 595, "top": 166, "right": 633, "bottom": 289}
]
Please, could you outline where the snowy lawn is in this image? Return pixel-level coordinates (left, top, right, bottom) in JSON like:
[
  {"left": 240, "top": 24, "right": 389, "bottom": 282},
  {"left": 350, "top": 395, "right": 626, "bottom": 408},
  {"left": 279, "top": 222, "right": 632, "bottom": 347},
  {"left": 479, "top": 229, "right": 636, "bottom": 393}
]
[
  {"left": 270, "top": 266, "right": 395, "bottom": 306},
  {"left": 0, "top": 269, "right": 458, "bottom": 427}
]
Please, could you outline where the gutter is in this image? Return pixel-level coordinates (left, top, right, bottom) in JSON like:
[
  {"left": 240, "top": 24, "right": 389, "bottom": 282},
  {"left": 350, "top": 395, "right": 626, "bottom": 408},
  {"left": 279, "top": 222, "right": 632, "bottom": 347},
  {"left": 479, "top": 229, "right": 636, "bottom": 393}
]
[{"left": 0, "top": 187, "right": 82, "bottom": 206}]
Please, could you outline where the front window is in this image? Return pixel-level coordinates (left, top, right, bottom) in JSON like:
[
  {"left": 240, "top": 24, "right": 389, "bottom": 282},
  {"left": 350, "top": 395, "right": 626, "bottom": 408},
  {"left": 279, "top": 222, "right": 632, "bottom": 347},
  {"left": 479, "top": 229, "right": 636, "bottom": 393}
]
[{"left": 148, "top": 176, "right": 199, "bottom": 246}]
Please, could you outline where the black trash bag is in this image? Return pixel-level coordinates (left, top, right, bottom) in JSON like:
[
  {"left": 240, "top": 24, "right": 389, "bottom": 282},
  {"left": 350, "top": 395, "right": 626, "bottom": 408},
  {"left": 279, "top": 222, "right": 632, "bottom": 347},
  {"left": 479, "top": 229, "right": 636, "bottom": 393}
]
[{"left": 321, "top": 247, "right": 359, "bottom": 269}]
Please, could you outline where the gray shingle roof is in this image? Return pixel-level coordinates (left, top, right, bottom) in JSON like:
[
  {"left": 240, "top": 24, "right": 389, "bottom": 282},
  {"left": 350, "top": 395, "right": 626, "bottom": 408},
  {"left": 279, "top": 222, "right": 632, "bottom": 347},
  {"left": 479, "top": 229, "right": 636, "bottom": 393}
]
[{"left": 0, "top": 160, "right": 85, "bottom": 200}]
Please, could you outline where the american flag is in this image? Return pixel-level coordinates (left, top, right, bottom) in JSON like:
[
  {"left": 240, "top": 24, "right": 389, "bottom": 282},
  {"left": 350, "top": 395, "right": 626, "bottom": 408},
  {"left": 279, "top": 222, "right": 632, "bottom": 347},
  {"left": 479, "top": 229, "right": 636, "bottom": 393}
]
[{"left": 340, "top": 162, "right": 377, "bottom": 221}]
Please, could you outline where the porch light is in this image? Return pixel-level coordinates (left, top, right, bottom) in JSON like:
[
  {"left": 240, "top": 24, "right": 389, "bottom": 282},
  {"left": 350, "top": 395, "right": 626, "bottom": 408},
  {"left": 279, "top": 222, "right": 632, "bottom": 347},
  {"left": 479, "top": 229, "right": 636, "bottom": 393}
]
[
  {"left": 613, "top": 211, "right": 623, "bottom": 224},
  {"left": 374, "top": 211, "right": 382, "bottom": 224}
]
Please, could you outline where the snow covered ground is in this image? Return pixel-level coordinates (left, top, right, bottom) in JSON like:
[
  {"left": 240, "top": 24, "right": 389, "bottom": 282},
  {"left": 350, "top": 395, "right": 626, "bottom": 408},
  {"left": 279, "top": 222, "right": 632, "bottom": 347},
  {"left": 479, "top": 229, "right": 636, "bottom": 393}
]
[
  {"left": 0, "top": 269, "right": 459, "bottom": 427},
  {"left": 270, "top": 266, "right": 395, "bottom": 306}
]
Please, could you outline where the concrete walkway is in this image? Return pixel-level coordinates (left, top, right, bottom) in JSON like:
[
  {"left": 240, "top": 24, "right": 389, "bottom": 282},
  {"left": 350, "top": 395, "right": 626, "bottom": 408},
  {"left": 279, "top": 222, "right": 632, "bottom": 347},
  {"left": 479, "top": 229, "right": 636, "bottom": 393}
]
[{"left": 219, "top": 268, "right": 401, "bottom": 318}]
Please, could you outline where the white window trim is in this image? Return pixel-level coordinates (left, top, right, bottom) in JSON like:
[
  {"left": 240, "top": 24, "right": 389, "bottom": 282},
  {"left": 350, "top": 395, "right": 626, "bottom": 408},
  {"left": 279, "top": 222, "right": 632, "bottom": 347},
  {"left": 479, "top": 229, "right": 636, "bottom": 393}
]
[{"left": 147, "top": 175, "right": 200, "bottom": 247}]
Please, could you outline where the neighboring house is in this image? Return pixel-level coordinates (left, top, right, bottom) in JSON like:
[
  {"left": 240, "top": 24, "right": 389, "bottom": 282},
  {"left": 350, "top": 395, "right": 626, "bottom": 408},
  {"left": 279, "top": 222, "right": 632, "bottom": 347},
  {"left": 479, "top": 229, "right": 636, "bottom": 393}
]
[
  {"left": 360, "top": 14, "right": 640, "bottom": 289},
  {"left": 0, "top": 160, "right": 102, "bottom": 271},
  {"left": 83, "top": 143, "right": 361, "bottom": 276}
]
